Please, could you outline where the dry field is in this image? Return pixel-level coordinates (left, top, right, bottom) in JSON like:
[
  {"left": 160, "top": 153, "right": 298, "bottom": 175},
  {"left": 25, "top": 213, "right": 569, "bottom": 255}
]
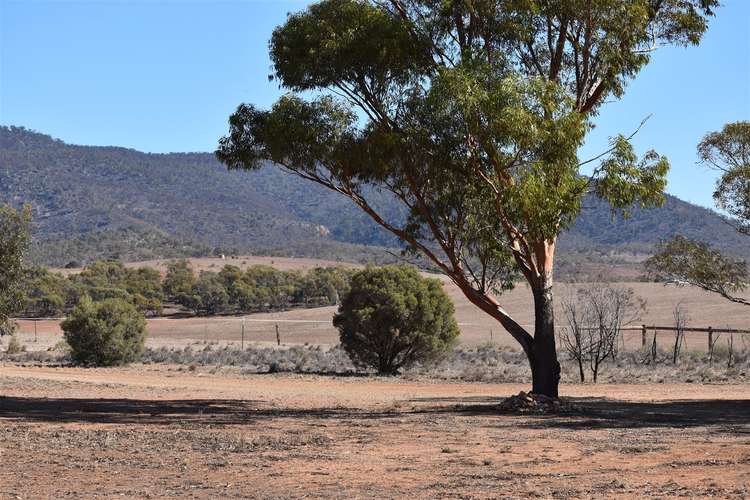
[
  {"left": 18, "top": 255, "right": 750, "bottom": 353},
  {"left": 0, "top": 365, "right": 748, "bottom": 499}
]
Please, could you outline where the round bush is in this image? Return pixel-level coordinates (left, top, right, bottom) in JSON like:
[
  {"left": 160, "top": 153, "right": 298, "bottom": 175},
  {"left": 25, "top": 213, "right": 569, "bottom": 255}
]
[
  {"left": 61, "top": 296, "right": 146, "bottom": 366},
  {"left": 333, "top": 265, "right": 459, "bottom": 374}
]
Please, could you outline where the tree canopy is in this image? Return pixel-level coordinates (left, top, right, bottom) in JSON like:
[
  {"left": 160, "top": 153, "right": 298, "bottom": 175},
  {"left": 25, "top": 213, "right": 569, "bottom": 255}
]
[
  {"left": 698, "top": 121, "right": 750, "bottom": 235},
  {"left": 217, "top": 0, "right": 717, "bottom": 396}
]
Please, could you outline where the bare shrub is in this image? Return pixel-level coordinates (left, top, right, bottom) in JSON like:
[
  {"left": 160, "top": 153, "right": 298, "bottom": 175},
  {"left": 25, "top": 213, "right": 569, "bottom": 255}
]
[
  {"left": 672, "top": 302, "right": 689, "bottom": 364},
  {"left": 560, "top": 284, "right": 645, "bottom": 382}
]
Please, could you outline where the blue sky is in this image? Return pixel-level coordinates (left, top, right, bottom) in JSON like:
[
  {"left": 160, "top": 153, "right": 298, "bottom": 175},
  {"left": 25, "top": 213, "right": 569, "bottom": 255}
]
[{"left": 1, "top": 0, "right": 748, "bottom": 210}]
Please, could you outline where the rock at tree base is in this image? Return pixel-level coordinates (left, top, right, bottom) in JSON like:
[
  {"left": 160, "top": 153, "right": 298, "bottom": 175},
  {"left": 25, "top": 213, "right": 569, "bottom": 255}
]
[{"left": 497, "top": 391, "right": 580, "bottom": 414}]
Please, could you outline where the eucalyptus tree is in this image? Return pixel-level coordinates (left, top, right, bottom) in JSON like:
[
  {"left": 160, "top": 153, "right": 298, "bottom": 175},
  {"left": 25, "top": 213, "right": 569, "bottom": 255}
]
[
  {"left": 646, "top": 121, "right": 750, "bottom": 307},
  {"left": 646, "top": 236, "right": 749, "bottom": 307},
  {"left": 217, "top": 0, "right": 717, "bottom": 397}
]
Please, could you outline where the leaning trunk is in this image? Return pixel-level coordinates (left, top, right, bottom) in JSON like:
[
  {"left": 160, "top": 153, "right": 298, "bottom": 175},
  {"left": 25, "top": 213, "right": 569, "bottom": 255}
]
[{"left": 530, "top": 282, "right": 560, "bottom": 398}]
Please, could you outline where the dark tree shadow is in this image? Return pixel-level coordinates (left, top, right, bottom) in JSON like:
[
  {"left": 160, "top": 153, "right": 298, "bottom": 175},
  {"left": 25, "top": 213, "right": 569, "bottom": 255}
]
[
  {"left": 1, "top": 395, "right": 748, "bottom": 431},
  {"left": 0, "top": 396, "right": 399, "bottom": 425},
  {"left": 407, "top": 395, "right": 750, "bottom": 431}
]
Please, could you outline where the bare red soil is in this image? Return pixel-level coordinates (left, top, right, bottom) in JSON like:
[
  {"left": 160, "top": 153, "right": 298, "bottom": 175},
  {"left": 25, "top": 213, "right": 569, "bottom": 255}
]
[{"left": 1, "top": 365, "right": 748, "bottom": 499}]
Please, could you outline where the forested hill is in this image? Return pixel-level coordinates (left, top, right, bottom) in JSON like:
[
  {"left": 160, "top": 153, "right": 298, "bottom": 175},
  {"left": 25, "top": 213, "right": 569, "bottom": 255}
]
[{"left": 2, "top": 126, "right": 746, "bottom": 274}]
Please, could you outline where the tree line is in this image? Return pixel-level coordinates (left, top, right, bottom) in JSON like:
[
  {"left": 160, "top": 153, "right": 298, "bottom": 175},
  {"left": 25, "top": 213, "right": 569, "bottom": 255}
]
[{"left": 15, "top": 259, "right": 356, "bottom": 318}]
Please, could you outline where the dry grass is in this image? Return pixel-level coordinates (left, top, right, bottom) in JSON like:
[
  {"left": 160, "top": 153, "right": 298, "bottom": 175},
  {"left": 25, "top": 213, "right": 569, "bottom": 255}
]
[{"left": 5, "top": 340, "right": 747, "bottom": 385}]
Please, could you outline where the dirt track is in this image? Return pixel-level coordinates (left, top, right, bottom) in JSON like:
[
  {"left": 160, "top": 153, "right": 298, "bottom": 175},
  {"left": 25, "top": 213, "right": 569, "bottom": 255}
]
[{"left": 1, "top": 365, "right": 748, "bottom": 498}]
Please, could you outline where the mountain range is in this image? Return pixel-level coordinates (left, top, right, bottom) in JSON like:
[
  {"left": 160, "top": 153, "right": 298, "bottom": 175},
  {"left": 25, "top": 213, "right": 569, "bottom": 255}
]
[{"left": 2, "top": 126, "right": 746, "bottom": 278}]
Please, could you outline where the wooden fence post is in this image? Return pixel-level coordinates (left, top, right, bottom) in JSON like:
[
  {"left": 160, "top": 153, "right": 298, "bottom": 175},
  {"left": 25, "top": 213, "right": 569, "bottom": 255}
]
[
  {"left": 275, "top": 324, "right": 280, "bottom": 346},
  {"left": 707, "top": 326, "right": 713, "bottom": 354},
  {"left": 641, "top": 324, "right": 647, "bottom": 348}
]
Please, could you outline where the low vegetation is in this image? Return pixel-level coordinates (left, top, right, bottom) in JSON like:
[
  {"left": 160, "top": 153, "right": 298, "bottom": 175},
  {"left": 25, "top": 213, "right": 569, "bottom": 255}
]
[
  {"left": 142, "top": 344, "right": 355, "bottom": 374},
  {"left": 133, "top": 341, "right": 750, "bottom": 384},
  {"left": 5, "top": 337, "right": 748, "bottom": 384}
]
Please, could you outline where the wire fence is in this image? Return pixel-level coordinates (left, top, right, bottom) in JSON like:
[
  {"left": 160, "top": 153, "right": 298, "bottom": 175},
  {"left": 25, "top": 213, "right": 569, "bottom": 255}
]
[{"left": 11, "top": 317, "right": 750, "bottom": 352}]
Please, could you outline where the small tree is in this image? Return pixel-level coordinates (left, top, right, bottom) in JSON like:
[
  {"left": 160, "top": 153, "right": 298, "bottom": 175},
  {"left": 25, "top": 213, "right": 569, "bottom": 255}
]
[
  {"left": 124, "top": 267, "right": 164, "bottom": 316},
  {"left": 19, "top": 267, "right": 68, "bottom": 317},
  {"left": 183, "top": 272, "right": 230, "bottom": 315},
  {"left": 163, "top": 259, "right": 196, "bottom": 300},
  {"left": 561, "top": 284, "right": 644, "bottom": 383},
  {"left": 333, "top": 265, "right": 459, "bottom": 374},
  {"left": 5, "top": 334, "right": 23, "bottom": 355},
  {"left": 0, "top": 204, "right": 31, "bottom": 335},
  {"left": 62, "top": 296, "right": 147, "bottom": 366}
]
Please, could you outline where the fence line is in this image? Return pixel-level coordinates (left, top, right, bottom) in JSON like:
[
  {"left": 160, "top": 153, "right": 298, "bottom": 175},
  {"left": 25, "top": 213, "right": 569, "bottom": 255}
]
[
  {"left": 13, "top": 317, "right": 749, "bottom": 334},
  {"left": 12, "top": 316, "right": 481, "bottom": 327},
  {"left": 616, "top": 325, "right": 749, "bottom": 353}
]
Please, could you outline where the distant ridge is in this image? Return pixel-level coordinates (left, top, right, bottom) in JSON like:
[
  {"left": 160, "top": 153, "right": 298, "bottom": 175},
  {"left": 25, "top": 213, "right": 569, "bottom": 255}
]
[{"left": 2, "top": 126, "right": 746, "bottom": 277}]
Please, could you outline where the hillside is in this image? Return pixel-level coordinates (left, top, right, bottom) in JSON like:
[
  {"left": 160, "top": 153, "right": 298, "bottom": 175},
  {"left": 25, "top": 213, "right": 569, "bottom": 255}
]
[{"left": 2, "top": 126, "right": 746, "bottom": 275}]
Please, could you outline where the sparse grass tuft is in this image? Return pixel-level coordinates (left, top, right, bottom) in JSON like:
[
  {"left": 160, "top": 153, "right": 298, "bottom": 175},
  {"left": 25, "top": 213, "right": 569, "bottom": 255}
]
[
  {"left": 5, "top": 335, "right": 24, "bottom": 355},
  {"left": 140, "top": 344, "right": 356, "bottom": 375}
]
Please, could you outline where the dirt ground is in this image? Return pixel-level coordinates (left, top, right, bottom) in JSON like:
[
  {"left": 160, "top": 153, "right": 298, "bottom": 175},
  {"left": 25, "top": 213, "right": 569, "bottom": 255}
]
[{"left": 1, "top": 365, "right": 748, "bottom": 499}]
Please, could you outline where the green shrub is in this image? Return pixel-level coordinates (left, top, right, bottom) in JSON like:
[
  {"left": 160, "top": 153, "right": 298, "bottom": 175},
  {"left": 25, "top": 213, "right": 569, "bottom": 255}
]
[
  {"left": 61, "top": 296, "right": 146, "bottom": 366},
  {"left": 333, "top": 265, "right": 459, "bottom": 374}
]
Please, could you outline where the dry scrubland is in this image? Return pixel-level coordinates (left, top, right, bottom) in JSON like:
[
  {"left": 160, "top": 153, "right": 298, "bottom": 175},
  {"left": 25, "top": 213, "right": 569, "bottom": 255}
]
[{"left": 3, "top": 256, "right": 749, "bottom": 498}]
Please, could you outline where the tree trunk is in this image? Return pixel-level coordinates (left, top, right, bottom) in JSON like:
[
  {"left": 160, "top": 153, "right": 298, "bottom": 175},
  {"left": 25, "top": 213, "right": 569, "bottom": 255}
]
[
  {"left": 530, "top": 283, "right": 560, "bottom": 398},
  {"left": 577, "top": 358, "right": 585, "bottom": 383}
]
